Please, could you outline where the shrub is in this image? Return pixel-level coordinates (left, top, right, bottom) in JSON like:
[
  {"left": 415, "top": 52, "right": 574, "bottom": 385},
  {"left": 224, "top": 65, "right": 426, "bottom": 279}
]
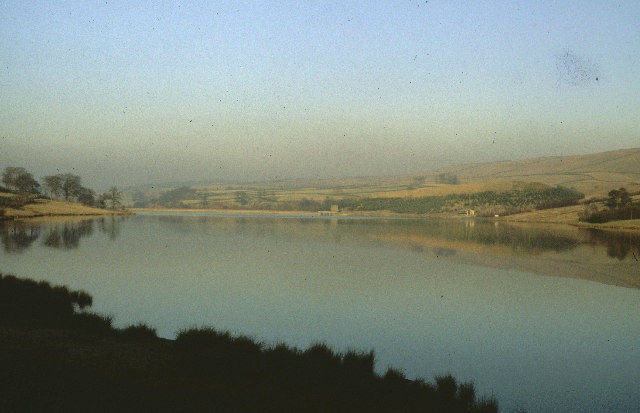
[
  {"left": 120, "top": 323, "right": 158, "bottom": 340},
  {"left": 383, "top": 367, "right": 407, "bottom": 382},
  {"left": 342, "top": 349, "right": 375, "bottom": 378},
  {"left": 72, "top": 312, "right": 114, "bottom": 333}
]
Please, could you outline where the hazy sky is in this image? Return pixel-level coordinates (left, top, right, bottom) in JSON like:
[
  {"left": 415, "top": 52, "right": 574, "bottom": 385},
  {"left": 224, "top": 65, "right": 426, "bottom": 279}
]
[{"left": 1, "top": 1, "right": 639, "bottom": 190}]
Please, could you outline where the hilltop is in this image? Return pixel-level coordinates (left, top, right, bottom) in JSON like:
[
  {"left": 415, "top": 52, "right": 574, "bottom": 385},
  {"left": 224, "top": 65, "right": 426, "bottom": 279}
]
[{"left": 423, "top": 148, "right": 640, "bottom": 199}]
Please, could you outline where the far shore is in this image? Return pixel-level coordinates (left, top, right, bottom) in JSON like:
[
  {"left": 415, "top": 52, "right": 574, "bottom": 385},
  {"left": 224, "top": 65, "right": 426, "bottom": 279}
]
[
  {"left": 132, "top": 207, "right": 640, "bottom": 231},
  {"left": 4, "top": 202, "right": 638, "bottom": 232}
]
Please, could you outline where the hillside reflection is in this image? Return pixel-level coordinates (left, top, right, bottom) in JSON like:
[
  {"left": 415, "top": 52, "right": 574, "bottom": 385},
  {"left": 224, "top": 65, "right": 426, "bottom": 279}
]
[
  {"left": 143, "top": 214, "right": 639, "bottom": 289},
  {"left": 1, "top": 214, "right": 638, "bottom": 288},
  {"left": 151, "top": 215, "right": 582, "bottom": 256}
]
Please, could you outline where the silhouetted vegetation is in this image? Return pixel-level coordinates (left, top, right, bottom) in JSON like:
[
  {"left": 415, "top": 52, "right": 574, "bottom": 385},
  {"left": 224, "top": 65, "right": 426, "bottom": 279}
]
[
  {"left": 120, "top": 323, "right": 158, "bottom": 340},
  {"left": 0, "top": 273, "right": 93, "bottom": 329},
  {"left": 1, "top": 273, "right": 504, "bottom": 412}
]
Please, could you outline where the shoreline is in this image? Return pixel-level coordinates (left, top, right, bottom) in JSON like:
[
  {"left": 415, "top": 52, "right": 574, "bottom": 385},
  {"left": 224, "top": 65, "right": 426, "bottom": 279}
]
[
  {"left": 0, "top": 197, "right": 132, "bottom": 221},
  {"left": 4, "top": 204, "right": 638, "bottom": 232},
  {"left": 132, "top": 207, "right": 640, "bottom": 231}
]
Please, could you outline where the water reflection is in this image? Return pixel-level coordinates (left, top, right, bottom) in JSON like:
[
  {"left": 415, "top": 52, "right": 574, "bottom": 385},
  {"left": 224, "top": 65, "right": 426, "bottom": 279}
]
[
  {"left": 1, "top": 214, "right": 638, "bottom": 288},
  {"left": 0, "top": 216, "right": 126, "bottom": 252},
  {"left": 142, "top": 214, "right": 640, "bottom": 289},
  {"left": 0, "top": 222, "right": 40, "bottom": 253},
  {"left": 96, "top": 216, "right": 122, "bottom": 240},
  {"left": 150, "top": 215, "right": 582, "bottom": 255},
  {"left": 42, "top": 220, "right": 94, "bottom": 249}
]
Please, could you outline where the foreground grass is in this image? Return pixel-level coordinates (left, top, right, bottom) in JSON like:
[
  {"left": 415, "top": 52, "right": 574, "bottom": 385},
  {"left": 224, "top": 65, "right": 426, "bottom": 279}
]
[{"left": 0, "top": 273, "right": 501, "bottom": 413}]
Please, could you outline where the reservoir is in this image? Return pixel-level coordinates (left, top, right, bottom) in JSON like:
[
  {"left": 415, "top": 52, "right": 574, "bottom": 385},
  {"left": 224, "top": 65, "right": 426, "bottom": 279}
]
[{"left": 1, "top": 213, "right": 638, "bottom": 412}]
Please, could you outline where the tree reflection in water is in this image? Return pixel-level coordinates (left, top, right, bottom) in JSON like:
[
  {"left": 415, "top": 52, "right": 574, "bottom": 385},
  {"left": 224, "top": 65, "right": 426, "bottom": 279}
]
[
  {"left": 0, "top": 217, "right": 125, "bottom": 253},
  {"left": 96, "top": 216, "right": 122, "bottom": 240},
  {"left": 0, "top": 222, "right": 40, "bottom": 253},
  {"left": 581, "top": 228, "right": 640, "bottom": 261},
  {"left": 42, "top": 220, "right": 94, "bottom": 249}
]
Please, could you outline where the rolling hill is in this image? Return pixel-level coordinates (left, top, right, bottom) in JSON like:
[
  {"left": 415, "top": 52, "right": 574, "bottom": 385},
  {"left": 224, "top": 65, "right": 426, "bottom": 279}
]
[
  {"left": 125, "top": 148, "right": 640, "bottom": 217},
  {"left": 421, "top": 147, "right": 640, "bottom": 198}
]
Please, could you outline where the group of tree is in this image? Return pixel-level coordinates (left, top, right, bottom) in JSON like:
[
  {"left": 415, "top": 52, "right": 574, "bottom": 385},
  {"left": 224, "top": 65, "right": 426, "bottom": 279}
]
[
  {"left": 1, "top": 167, "right": 41, "bottom": 194},
  {"left": 579, "top": 187, "right": 639, "bottom": 223},
  {"left": 2, "top": 166, "right": 122, "bottom": 210},
  {"left": 604, "top": 187, "right": 632, "bottom": 209}
]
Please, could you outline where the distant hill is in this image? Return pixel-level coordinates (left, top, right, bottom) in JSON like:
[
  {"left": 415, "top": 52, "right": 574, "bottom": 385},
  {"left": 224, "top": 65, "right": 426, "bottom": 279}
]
[
  {"left": 125, "top": 148, "right": 640, "bottom": 214},
  {"left": 422, "top": 148, "right": 640, "bottom": 198}
]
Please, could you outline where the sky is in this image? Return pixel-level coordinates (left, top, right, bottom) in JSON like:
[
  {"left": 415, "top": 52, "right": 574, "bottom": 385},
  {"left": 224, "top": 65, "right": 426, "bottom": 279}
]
[{"left": 1, "top": 0, "right": 639, "bottom": 191}]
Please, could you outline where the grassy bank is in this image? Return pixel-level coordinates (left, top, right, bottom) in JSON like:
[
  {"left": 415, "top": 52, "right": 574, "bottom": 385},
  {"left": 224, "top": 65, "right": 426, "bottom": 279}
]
[
  {"left": 0, "top": 273, "right": 502, "bottom": 413},
  {"left": 0, "top": 193, "right": 130, "bottom": 220}
]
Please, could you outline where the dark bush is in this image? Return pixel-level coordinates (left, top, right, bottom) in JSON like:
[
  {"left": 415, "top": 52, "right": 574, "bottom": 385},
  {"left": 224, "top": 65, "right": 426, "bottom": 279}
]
[
  {"left": 72, "top": 312, "right": 114, "bottom": 333},
  {"left": 383, "top": 367, "right": 407, "bottom": 383},
  {"left": 2, "top": 275, "right": 507, "bottom": 413},
  {"left": 120, "top": 323, "right": 158, "bottom": 340},
  {"left": 342, "top": 349, "right": 375, "bottom": 378}
]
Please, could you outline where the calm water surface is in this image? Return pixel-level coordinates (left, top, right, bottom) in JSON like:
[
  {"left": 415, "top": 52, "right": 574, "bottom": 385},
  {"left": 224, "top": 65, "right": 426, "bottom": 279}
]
[{"left": 1, "top": 213, "right": 639, "bottom": 413}]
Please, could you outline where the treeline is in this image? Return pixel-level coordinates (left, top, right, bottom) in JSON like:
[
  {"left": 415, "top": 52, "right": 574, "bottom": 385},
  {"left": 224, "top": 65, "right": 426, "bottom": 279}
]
[
  {"left": 579, "top": 187, "right": 639, "bottom": 223},
  {"left": 0, "top": 166, "right": 122, "bottom": 210},
  {"left": 337, "top": 185, "right": 584, "bottom": 216},
  {"left": 1, "top": 273, "right": 503, "bottom": 413}
]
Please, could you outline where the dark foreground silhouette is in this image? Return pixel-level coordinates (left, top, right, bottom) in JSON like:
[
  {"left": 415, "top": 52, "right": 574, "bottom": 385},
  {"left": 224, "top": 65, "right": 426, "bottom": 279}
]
[{"left": 0, "top": 273, "right": 501, "bottom": 413}]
